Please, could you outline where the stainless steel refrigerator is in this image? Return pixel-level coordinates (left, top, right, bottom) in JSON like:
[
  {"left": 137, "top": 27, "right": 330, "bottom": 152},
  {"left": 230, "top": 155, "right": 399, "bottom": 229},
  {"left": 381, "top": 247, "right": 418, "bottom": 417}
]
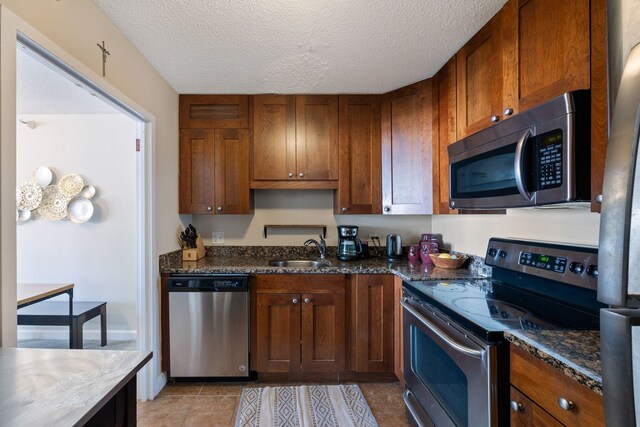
[{"left": 598, "top": 1, "right": 640, "bottom": 425}]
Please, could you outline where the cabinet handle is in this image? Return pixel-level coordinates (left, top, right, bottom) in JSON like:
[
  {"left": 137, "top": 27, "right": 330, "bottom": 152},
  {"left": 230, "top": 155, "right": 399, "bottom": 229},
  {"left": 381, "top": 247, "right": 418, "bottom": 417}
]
[
  {"left": 510, "top": 401, "right": 523, "bottom": 412},
  {"left": 207, "top": 206, "right": 213, "bottom": 212},
  {"left": 216, "top": 207, "right": 223, "bottom": 212},
  {"left": 292, "top": 298, "right": 298, "bottom": 304},
  {"left": 491, "top": 115, "right": 500, "bottom": 123},
  {"left": 558, "top": 397, "right": 574, "bottom": 411},
  {"left": 304, "top": 298, "right": 311, "bottom": 304},
  {"left": 288, "top": 173, "right": 294, "bottom": 178},
  {"left": 299, "top": 172, "right": 305, "bottom": 178},
  {"left": 341, "top": 207, "right": 348, "bottom": 213},
  {"left": 503, "top": 108, "right": 514, "bottom": 116},
  {"left": 595, "top": 194, "right": 603, "bottom": 204},
  {"left": 384, "top": 206, "right": 391, "bottom": 212}
]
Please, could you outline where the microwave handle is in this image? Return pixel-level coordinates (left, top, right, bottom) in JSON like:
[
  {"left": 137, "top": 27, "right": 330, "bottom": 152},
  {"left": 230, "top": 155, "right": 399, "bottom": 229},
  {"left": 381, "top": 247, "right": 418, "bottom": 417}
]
[{"left": 514, "top": 129, "right": 533, "bottom": 201}]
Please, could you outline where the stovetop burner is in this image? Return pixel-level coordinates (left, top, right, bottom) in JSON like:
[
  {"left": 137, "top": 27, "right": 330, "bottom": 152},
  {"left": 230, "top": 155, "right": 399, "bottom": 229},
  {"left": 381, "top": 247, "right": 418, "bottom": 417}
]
[{"left": 453, "top": 297, "right": 531, "bottom": 320}]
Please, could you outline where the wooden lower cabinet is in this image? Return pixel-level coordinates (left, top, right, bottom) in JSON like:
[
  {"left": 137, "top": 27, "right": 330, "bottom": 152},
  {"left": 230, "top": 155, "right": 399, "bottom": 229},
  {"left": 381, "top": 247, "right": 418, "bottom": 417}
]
[
  {"left": 347, "top": 275, "right": 394, "bottom": 373},
  {"left": 254, "top": 275, "right": 345, "bottom": 373},
  {"left": 510, "top": 344, "right": 604, "bottom": 426},
  {"left": 510, "top": 386, "right": 563, "bottom": 427}
]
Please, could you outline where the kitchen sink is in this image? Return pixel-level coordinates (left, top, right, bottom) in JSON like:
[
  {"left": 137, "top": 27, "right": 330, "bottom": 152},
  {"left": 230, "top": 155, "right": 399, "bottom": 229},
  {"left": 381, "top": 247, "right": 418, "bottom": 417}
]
[{"left": 268, "top": 260, "right": 331, "bottom": 268}]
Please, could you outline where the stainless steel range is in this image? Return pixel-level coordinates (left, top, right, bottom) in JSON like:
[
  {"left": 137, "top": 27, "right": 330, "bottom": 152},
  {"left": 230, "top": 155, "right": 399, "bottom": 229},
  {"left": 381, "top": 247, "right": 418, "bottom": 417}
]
[{"left": 401, "top": 238, "right": 603, "bottom": 426}]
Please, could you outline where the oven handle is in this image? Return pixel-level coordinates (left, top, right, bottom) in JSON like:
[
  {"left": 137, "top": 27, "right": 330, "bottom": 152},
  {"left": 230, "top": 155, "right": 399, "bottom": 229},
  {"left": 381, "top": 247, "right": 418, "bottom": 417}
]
[
  {"left": 514, "top": 128, "right": 533, "bottom": 201},
  {"left": 401, "top": 298, "right": 484, "bottom": 359}
]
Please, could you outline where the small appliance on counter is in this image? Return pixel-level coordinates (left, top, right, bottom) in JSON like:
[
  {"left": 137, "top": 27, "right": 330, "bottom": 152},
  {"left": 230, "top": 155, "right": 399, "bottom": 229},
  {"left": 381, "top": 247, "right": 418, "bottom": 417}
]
[
  {"left": 337, "top": 225, "right": 364, "bottom": 261},
  {"left": 386, "top": 234, "right": 403, "bottom": 261}
]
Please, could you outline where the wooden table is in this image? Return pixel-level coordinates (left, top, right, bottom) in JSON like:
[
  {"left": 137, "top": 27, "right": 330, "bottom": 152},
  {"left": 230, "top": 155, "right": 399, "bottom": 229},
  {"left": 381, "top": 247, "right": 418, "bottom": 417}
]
[
  {"left": 0, "top": 348, "right": 152, "bottom": 426},
  {"left": 17, "top": 283, "right": 74, "bottom": 347}
]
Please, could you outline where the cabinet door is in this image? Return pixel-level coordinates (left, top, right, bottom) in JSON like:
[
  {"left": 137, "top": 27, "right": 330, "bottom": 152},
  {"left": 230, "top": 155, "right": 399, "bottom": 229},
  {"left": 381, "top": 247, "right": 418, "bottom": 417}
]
[
  {"left": 433, "top": 58, "right": 458, "bottom": 214},
  {"left": 510, "top": 386, "right": 563, "bottom": 426},
  {"left": 351, "top": 275, "right": 394, "bottom": 372},
  {"left": 179, "top": 129, "right": 215, "bottom": 214},
  {"left": 256, "top": 293, "right": 301, "bottom": 372},
  {"left": 179, "top": 95, "right": 249, "bottom": 129},
  {"left": 295, "top": 95, "right": 339, "bottom": 180},
  {"left": 509, "top": 0, "right": 590, "bottom": 113},
  {"left": 456, "top": 10, "right": 509, "bottom": 138},
  {"left": 252, "top": 95, "right": 296, "bottom": 181},
  {"left": 336, "top": 95, "right": 382, "bottom": 214},
  {"left": 301, "top": 292, "right": 345, "bottom": 372},
  {"left": 393, "top": 276, "right": 404, "bottom": 384},
  {"left": 381, "top": 80, "right": 434, "bottom": 214},
  {"left": 213, "top": 129, "right": 251, "bottom": 214}
]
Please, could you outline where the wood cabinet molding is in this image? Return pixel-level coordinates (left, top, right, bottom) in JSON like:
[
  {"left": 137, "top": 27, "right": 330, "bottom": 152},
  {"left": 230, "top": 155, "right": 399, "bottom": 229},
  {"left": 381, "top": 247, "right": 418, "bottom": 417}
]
[
  {"left": 336, "top": 95, "right": 382, "bottom": 214},
  {"left": 381, "top": 80, "right": 434, "bottom": 215}
]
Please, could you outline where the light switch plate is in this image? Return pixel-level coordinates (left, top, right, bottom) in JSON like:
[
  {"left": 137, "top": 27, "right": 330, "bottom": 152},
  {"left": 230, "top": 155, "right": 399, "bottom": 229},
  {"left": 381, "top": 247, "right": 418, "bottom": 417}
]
[{"left": 212, "top": 232, "right": 224, "bottom": 244}]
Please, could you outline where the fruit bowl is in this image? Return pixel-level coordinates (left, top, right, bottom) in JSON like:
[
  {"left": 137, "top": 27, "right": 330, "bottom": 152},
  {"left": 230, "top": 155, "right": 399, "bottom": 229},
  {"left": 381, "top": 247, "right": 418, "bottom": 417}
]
[{"left": 428, "top": 253, "right": 469, "bottom": 269}]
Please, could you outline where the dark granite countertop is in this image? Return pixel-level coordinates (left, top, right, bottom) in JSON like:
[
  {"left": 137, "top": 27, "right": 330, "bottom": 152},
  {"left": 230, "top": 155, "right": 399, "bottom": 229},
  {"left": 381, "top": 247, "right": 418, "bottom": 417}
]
[
  {"left": 505, "top": 329, "right": 602, "bottom": 394},
  {"left": 161, "top": 254, "right": 480, "bottom": 281}
]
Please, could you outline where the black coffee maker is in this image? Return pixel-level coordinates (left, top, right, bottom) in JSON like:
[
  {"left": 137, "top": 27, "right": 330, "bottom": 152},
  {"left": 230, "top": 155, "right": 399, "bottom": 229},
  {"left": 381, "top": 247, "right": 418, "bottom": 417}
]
[{"left": 337, "top": 225, "right": 363, "bottom": 261}]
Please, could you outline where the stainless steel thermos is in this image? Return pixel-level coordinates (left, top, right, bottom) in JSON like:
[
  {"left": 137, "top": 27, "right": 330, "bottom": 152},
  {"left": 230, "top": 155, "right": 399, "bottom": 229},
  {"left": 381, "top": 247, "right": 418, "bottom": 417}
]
[{"left": 386, "top": 234, "right": 403, "bottom": 261}]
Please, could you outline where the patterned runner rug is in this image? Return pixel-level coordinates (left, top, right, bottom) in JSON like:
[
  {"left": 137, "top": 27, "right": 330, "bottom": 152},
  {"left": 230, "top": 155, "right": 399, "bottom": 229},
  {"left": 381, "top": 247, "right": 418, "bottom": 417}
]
[{"left": 235, "top": 384, "right": 378, "bottom": 427}]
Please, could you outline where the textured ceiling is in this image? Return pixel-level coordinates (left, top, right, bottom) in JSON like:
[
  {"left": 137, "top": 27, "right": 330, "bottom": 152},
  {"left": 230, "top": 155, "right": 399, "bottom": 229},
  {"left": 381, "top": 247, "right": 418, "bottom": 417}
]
[
  {"left": 17, "top": 47, "right": 118, "bottom": 114},
  {"left": 93, "top": 0, "right": 507, "bottom": 94}
]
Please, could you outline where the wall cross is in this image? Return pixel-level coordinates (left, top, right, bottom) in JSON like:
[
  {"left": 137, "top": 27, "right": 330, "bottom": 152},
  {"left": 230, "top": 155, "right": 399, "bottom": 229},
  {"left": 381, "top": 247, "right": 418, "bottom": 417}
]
[{"left": 96, "top": 40, "right": 110, "bottom": 77}]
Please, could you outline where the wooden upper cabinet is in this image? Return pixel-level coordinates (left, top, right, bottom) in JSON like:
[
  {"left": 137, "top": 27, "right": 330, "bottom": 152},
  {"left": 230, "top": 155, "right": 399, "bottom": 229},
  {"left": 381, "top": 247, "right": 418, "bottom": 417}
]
[
  {"left": 433, "top": 58, "right": 458, "bottom": 214},
  {"left": 179, "top": 95, "right": 249, "bottom": 129},
  {"left": 509, "top": 0, "right": 590, "bottom": 113},
  {"left": 335, "top": 95, "right": 382, "bottom": 214},
  {"left": 252, "top": 95, "right": 296, "bottom": 181},
  {"left": 381, "top": 80, "right": 434, "bottom": 215},
  {"left": 213, "top": 129, "right": 250, "bottom": 214},
  {"left": 179, "top": 129, "right": 215, "bottom": 214},
  {"left": 456, "top": 10, "right": 509, "bottom": 139},
  {"left": 252, "top": 95, "right": 339, "bottom": 188},
  {"left": 179, "top": 128, "right": 251, "bottom": 214},
  {"left": 295, "top": 95, "right": 339, "bottom": 180}
]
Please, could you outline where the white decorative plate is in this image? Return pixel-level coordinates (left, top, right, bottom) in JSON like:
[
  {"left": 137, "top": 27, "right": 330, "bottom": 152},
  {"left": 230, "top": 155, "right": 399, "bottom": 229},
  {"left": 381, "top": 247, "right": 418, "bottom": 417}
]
[
  {"left": 58, "top": 174, "right": 84, "bottom": 197},
  {"left": 67, "top": 197, "right": 93, "bottom": 223},
  {"left": 16, "top": 182, "right": 43, "bottom": 210},
  {"left": 80, "top": 184, "right": 96, "bottom": 199},
  {"left": 16, "top": 208, "right": 31, "bottom": 224},
  {"left": 32, "top": 166, "right": 52, "bottom": 187},
  {"left": 38, "top": 185, "right": 70, "bottom": 221}
]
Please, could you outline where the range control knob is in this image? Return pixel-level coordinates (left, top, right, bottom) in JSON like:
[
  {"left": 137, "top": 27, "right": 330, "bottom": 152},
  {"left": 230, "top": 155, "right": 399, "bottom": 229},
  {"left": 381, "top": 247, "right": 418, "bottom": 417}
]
[
  {"left": 569, "top": 262, "right": 585, "bottom": 275},
  {"left": 488, "top": 248, "right": 498, "bottom": 257},
  {"left": 499, "top": 250, "right": 507, "bottom": 258},
  {"left": 586, "top": 265, "right": 598, "bottom": 278}
]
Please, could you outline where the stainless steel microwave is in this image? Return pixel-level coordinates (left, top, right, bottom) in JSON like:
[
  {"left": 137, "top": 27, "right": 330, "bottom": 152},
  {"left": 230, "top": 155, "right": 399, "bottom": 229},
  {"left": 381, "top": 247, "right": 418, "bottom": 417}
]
[{"left": 448, "top": 91, "right": 591, "bottom": 210}]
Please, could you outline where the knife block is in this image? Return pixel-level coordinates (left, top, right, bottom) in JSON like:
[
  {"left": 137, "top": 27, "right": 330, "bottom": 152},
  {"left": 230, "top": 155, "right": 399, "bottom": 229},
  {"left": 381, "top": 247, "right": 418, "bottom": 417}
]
[{"left": 182, "top": 236, "right": 205, "bottom": 261}]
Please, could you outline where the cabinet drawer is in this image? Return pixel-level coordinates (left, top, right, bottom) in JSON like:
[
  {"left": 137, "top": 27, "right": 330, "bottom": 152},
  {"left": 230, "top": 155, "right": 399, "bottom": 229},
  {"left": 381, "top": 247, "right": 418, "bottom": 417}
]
[
  {"left": 256, "top": 274, "right": 345, "bottom": 294},
  {"left": 510, "top": 344, "right": 604, "bottom": 426}
]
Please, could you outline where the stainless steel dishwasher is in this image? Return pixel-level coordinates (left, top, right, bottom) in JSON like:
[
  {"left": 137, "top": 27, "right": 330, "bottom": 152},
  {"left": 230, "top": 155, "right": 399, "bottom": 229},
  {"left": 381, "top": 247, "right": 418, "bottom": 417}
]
[{"left": 168, "top": 274, "right": 249, "bottom": 378}]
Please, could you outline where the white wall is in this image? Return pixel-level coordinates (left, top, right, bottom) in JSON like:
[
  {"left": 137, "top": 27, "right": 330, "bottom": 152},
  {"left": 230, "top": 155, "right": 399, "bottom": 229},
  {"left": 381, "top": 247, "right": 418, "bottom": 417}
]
[
  {"left": 0, "top": 0, "right": 179, "bottom": 397},
  {"left": 16, "top": 114, "right": 137, "bottom": 339},
  {"left": 432, "top": 208, "right": 600, "bottom": 256},
  {"left": 192, "top": 190, "right": 432, "bottom": 247}
]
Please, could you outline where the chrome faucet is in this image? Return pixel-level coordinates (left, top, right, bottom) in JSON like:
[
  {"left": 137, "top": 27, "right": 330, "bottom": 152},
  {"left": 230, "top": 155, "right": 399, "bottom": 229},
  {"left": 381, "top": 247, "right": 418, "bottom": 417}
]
[{"left": 304, "top": 235, "right": 327, "bottom": 259}]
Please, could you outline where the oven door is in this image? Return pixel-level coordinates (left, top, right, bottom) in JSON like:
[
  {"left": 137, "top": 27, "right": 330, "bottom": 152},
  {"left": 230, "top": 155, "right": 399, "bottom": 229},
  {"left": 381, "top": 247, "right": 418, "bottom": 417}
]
[{"left": 401, "top": 294, "right": 497, "bottom": 427}]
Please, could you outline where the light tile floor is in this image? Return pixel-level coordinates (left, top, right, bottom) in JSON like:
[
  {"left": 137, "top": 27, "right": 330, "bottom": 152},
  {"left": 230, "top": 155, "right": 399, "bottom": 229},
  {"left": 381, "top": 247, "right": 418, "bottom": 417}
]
[{"left": 137, "top": 382, "right": 410, "bottom": 426}]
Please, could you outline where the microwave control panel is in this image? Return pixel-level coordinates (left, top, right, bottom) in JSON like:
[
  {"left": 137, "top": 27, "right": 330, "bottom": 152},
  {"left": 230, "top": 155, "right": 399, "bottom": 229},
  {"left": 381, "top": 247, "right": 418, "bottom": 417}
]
[{"left": 537, "top": 129, "right": 563, "bottom": 189}]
